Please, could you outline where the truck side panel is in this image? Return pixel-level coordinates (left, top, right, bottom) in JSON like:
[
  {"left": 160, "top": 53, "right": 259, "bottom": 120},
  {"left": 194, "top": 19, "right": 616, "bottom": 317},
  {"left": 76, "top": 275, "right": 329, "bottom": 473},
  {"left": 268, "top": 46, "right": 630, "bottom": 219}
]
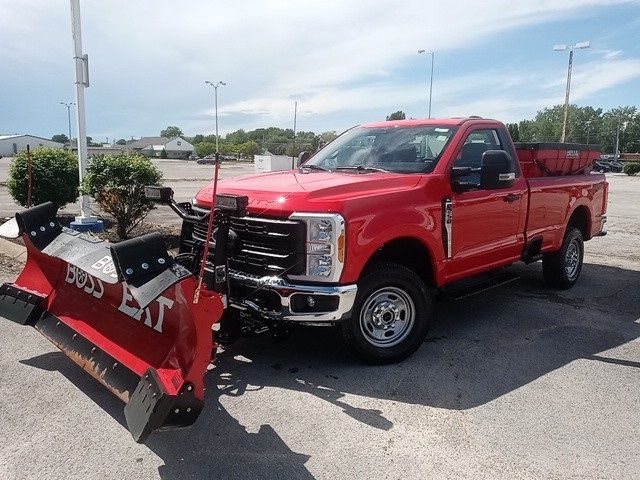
[{"left": 525, "top": 174, "right": 607, "bottom": 252}]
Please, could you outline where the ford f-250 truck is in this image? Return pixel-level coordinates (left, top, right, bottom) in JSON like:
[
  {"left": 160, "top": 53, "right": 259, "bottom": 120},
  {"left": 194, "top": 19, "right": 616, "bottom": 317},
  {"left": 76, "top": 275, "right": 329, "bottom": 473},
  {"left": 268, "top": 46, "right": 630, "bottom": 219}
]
[{"left": 181, "top": 117, "right": 608, "bottom": 363}]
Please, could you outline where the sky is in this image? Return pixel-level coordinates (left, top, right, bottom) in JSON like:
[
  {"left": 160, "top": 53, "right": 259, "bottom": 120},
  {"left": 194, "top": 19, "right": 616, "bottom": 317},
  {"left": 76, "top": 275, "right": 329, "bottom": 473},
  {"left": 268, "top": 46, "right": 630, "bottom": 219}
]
[{"left": 1, "top": 0, "right": 639, "bottom": 142}]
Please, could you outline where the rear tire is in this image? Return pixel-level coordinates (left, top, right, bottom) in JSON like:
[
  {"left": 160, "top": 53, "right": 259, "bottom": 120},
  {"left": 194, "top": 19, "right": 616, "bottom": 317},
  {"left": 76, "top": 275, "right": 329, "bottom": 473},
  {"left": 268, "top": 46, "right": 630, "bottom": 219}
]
[
  {"left": 542, "top": 227, "right": 584, "bottom": 289},
  {"left": 340, "top": 262, "right": 431, "bottom": 364}
]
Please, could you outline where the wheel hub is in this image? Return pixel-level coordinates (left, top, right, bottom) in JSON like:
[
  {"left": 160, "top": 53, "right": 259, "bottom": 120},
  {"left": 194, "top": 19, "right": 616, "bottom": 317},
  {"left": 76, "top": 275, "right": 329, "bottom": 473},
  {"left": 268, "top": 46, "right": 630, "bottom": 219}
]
[
  {"left": 359, "top": 287, "right": 416, "bottom": 347},
  {"left": 371, "top": 301, "right": 399, "bottom": 329},
  {"left": 565, "top": 238, "right": 581, "bottom": 279}
]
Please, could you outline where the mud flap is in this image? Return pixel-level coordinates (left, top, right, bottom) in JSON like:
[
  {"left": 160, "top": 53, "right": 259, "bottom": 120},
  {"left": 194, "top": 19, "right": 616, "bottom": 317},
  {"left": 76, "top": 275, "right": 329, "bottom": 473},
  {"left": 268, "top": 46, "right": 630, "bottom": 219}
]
[{"left": 0, "top": 203, "right": 225, "bottom": 442}]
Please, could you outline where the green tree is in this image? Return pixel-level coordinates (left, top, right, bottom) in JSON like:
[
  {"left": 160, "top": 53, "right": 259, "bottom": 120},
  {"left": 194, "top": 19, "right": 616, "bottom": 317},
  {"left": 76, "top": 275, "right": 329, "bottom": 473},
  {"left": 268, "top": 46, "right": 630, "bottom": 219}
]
[
  {"left": 236, "top": 140, "right": 262, "bottom": 158},
  {"left": 599, "top": 106, "right": 638, "bottom": 154},
  {"left": 159, "top": 148, "right": 168, "bottom": 159},
  {"left": 51, "top": 134, "right": 69, "bottom": 144},
  {"left": 226, "top": 129, "right": 249, "bottom": 145},
  {"left": 8, "top": 147, "right": 79, "bottom": 208},
  {"left": 160, "top": 126, "right": 183, "bottom": 138},
  {"left": 517, "top": 119, "right": 536, "bottom": 142},
  {"left": 116, "top": 139, "right": 127, "bottom": 145},
  {"left": 82, "top": 153, "right": 162, "bottom": 239},
  {"left": 386, "top": 111, "right": 406, "bottom": 121},
  {"left": 195, "top": 142, "right": 216, "bottom": 157},
  {"left": 506, "top": 123, "right": 520, "bottom": 142}
]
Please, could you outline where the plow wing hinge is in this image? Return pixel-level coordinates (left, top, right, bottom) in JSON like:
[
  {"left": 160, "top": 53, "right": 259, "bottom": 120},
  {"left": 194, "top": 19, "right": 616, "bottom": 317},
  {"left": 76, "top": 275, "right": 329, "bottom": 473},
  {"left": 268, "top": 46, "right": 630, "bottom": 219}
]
[
  {"left": 14, "top": 202, "right": 61, "bottom": 250},
  {"left": 124, "top": 369, "right": 203, "bottom": 443},
  {"left": 0, "top": 283, "right": 45, "bottom": 326}
]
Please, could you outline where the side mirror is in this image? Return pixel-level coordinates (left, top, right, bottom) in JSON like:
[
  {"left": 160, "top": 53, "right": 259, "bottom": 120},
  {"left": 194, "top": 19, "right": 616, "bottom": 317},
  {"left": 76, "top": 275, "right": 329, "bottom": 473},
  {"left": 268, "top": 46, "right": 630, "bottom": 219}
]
[
  {"left": 298, "top": 151, "right": 311, "bottom": 165},
  {"left": 480, "top": 150, "right": 515, "bottom": 189}
]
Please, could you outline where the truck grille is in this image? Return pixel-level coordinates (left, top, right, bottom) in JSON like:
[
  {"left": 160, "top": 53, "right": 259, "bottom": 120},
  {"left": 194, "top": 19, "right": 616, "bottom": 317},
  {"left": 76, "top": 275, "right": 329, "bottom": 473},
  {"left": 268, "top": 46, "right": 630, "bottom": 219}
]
[{"left": 188, "top": 209, "right": 306, "bottom": 277}]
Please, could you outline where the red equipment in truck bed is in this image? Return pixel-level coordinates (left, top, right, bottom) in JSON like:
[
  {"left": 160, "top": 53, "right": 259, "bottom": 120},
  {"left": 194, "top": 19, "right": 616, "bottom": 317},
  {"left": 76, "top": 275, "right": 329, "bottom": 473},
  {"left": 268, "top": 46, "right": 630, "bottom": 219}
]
[{"left": 515, "top": 142, "right": 600, "bottom": 178}]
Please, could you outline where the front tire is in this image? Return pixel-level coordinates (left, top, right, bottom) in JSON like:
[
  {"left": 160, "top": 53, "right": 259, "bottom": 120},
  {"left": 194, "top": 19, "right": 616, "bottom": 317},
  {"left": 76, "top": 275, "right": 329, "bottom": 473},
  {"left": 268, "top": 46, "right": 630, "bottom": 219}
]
[
  {"left": 340, "top": 262, "right": 431, "bottom": 364},
  {"left": 542, "top": 227, "right": 584, "bottom": 289}
]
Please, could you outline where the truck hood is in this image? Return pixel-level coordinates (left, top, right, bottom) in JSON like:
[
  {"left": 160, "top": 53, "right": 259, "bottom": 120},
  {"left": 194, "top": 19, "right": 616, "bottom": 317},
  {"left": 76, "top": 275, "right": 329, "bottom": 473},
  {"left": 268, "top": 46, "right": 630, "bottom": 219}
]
[{"left": 194, "top": 169, "right": 423, "bottom": 216}]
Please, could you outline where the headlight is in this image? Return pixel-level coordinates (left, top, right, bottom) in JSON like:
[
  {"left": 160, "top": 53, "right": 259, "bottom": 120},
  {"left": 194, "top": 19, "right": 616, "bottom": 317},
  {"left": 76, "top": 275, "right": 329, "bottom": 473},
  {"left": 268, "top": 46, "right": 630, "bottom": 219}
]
[{"left": 289, "top": 213, "right": 345, "bottom": 283}]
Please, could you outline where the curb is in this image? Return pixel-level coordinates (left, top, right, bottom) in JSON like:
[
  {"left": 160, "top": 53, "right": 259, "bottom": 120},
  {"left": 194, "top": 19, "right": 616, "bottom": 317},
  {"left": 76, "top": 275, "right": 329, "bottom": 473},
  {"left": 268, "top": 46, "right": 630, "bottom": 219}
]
[{"left": 0, "top": 237, "right": 26, "bottom": 260}]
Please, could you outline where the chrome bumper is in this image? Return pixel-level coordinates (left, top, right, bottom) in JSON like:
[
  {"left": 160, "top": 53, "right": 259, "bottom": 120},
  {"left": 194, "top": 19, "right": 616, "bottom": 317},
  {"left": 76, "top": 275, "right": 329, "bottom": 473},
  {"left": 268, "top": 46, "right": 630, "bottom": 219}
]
[{"left": 228, "top": 270, "right": 357, "bottom": 324}]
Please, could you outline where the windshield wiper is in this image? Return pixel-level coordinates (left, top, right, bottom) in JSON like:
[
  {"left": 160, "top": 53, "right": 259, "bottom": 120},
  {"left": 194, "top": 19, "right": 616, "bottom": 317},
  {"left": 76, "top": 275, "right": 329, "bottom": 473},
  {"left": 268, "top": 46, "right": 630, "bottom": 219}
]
[
  {"left": 335, "top": 165, "right": 389, "bottom": 173},
  {"left": 299, "top": 164, "right": 329, "bottom": 171}
]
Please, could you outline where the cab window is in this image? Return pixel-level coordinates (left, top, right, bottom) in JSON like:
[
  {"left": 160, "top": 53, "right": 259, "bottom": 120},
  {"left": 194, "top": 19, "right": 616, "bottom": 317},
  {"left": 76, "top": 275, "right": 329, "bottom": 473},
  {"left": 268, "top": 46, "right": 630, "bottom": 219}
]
[{"left": 453, "top": 128, "right": 504, "bottom": 185}]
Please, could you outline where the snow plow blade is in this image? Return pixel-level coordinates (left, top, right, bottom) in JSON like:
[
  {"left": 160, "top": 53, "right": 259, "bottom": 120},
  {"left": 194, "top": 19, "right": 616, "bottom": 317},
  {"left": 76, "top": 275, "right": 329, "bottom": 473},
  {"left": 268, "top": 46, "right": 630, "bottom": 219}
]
[{"left": 0, "top": 203, "right": 224, "bottom": 442}]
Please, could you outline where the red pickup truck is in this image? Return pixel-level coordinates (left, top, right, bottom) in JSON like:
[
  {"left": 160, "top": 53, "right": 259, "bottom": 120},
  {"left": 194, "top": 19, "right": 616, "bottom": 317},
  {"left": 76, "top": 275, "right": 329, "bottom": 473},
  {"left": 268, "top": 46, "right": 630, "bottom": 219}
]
[
  {"left": 0, "top": 117, "right": 609, "bottom": 440},
  {"left": 185, "top": 117, "right": 608, "bottom": 363}
]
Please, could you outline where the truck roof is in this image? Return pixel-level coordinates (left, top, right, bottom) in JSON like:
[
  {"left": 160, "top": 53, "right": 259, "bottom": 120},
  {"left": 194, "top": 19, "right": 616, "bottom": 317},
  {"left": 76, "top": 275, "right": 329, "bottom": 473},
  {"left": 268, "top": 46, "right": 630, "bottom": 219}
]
[{"left": 362, "top": 117, "right": 500, "bottom": 128}]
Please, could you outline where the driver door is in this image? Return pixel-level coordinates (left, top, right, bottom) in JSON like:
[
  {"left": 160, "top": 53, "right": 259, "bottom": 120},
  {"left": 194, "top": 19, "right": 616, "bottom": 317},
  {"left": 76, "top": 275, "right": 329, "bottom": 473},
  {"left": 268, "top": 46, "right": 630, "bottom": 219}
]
[{"left": 443, "top": 127, "right": 527, "bottom": 282}]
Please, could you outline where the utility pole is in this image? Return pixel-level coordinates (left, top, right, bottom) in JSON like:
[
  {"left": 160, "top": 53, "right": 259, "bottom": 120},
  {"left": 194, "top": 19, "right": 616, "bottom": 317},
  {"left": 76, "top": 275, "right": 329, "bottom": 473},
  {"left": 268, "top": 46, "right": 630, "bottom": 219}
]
[
  {"left": 585, "top": 120, "right": 592, "bottom": 145},
  {"left": 60, "top": 101, "right": 75, "bottom": 143},
  {"left": 204, "top": 81, "right": 226, "bottom": 155},
  {"left": 553, "top": 41, "right": 590, "bottom": 142},
  {"left": 614, "top": 117, "right": 627, "bottom": 160},
  {"left": 292, "top": 100, "right": 297, "bottom": 168},
  {"left": 418, "top": 49, "right": 435, "bottom": 118},
  {"left": 69, "top": 0, "right": 102, "bottom": 232}
]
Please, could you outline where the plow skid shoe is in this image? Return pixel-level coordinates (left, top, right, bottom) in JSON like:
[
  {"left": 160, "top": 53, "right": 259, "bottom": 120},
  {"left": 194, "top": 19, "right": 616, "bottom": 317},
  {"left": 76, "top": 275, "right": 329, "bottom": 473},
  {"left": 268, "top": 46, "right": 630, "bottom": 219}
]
[{"left": 0, "top": 203, "right": 224, "bottom": 442}]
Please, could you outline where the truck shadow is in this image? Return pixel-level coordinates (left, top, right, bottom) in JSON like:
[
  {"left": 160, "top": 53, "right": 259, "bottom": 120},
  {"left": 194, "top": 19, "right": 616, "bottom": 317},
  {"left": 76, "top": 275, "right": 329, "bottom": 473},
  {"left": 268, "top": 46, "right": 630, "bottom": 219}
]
[
  {"left": 19, "top": 261, "right": 640, "bottom": 479},
  {"left": 216, "top": 261, "right": 640, "bottom": 411}
]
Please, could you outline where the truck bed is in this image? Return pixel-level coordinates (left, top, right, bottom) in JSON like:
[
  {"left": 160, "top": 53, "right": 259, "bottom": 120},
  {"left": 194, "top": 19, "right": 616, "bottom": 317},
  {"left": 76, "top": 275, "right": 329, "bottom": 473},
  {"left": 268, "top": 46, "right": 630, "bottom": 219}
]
[{"left": 525, "top": 173, "right": 608, "bottom": 253}]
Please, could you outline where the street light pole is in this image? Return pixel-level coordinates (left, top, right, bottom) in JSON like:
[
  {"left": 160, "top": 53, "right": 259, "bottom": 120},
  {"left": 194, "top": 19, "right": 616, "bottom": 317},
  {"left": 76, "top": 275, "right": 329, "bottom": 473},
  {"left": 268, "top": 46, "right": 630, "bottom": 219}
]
[
  {"left": 205, "top": 80, "right": 226, "bottom": 155},
  {"left": 553, "top": 41, "right": 590, "bottom": 143},
  {"left": 69, "top": 0, "right": 102, "bottom": 232},
  {"left": 614, "top": 118, "right": 628, "bottom": 160},
  {"left": 585, "top": 120, "right": 592, "bottom": 145},
  {"left": 418, "top": 49, "right": 435, "bottom": 118},
  {"left": 60, "top": 101, "right": 75, "bottom": 143}
]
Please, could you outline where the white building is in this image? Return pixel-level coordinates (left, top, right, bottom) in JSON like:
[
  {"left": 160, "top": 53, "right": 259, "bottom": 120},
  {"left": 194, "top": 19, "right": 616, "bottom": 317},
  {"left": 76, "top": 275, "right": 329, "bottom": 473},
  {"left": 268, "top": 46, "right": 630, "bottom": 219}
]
[
  {"left": 254, "top": 152, "right": 296, "bottom": 173},
  {"left": 0, "top": 134, "right": 64, "bottom": 156},
  {"left": 126, "top": 136, "right": 195, "bottom": 159}
]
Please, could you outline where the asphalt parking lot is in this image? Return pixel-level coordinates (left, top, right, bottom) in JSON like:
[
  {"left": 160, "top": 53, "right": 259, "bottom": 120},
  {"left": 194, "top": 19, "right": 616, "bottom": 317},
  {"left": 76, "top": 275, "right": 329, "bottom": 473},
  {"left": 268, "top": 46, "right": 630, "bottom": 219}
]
[{"left": 0, "top": 162, "right": 638, "bottom": 479}]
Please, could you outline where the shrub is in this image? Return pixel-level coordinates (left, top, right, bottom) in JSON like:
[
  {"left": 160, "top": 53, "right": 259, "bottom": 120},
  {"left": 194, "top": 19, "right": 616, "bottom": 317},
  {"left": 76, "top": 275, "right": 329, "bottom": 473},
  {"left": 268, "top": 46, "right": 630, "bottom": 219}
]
[
  {"left": 623, "top": 162, "right": 640, "bottom": 176},
  {"left": 7, "top": 147, "right": 79, "bottom": 208},
  {"left": 82, "top": 153, "right": 162, "bottom": 239}
]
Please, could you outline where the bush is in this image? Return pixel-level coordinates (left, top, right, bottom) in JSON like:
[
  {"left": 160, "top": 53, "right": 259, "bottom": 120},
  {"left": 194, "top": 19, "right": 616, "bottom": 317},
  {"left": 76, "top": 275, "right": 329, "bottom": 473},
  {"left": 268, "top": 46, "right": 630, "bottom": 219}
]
[
  {"left": 7, "top": 147, "right": 79, "bottom": 208},
  {"left": 82, "top": 153, "right": 162, "bottom": 239},
  {"left": 623, "top": 162, "right": 640, "bottom": 176}
]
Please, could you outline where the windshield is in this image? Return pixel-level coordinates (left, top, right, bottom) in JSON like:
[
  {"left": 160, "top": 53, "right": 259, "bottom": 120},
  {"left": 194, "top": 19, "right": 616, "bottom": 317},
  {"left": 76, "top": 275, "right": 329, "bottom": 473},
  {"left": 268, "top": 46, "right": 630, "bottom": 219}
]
[{"left": 304, "top": 125, "right": 458, "bottom": 173}]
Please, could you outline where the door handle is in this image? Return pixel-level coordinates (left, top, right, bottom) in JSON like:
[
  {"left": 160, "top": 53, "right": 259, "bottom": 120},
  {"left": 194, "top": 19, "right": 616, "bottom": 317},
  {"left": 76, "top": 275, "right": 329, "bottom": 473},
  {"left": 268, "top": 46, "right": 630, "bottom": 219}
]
[{"left": 504, "top": 193, "right": 521, "bottom": 203}]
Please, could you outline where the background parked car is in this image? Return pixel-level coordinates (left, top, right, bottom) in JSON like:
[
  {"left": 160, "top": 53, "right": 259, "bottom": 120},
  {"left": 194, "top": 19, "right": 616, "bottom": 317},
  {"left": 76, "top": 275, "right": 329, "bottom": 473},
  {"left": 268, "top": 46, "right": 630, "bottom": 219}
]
[
  {"left": 608, "top": 160, "right": 624, "bottom": 172},
  {"left": 592, "top": 160, "right": 612, "bottom": 173},
  {"left": 197, "top": 155, "right": 217, "bottom": 164}
]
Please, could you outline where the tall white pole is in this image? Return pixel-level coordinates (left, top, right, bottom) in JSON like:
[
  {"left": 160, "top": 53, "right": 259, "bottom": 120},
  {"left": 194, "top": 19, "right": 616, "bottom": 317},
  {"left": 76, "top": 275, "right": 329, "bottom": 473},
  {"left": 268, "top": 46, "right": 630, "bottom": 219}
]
[
  {"left": 560, "top": 48, "right": 573, "bottom": 143},
  {"left": 292, "top": 100, "right": 297, "bottom": 168},
  {"left": 428, "top": 52, "right": 434, "bottom": 118},
  {"left": 70, "top": 0, "right": 98, "bottom": 226},
  {"left": 614, "top": 118, "right": 621, "bottom": 159},
  {"left": 214, "top": 85, "right": 219, "bottom": 154}
]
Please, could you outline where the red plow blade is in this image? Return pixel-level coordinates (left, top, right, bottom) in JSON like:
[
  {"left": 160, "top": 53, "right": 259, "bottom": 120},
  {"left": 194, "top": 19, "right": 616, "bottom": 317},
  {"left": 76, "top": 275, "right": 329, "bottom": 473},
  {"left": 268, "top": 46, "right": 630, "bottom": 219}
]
[{"left": 0, "top": 203, "right": 224, "bottom": 442}]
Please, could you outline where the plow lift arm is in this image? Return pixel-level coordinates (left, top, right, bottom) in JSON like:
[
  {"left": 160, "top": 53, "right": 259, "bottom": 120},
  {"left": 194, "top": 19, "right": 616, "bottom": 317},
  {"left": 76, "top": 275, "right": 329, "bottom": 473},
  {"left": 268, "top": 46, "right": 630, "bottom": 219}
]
[{"left": 0, "top": 192, "right": 246, "bottom": 442}]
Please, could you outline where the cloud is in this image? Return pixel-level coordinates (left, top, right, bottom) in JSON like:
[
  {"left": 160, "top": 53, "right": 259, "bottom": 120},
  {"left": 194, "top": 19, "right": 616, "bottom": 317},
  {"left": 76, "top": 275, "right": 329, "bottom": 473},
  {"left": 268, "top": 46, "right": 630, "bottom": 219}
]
[{"left": 0, "top": 0, "right": 638, "bottom": 137}]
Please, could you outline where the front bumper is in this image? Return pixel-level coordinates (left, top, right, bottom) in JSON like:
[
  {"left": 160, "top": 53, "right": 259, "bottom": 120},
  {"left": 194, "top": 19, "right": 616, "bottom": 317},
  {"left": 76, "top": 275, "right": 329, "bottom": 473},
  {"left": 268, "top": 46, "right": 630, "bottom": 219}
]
[{"left": 227, "top": 270, "right": 357, "bottom": 324}]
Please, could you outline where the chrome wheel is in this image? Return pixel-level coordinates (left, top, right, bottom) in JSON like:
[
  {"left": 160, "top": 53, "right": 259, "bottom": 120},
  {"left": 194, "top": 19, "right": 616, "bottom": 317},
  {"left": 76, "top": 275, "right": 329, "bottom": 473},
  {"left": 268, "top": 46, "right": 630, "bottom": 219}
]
[
  {"left": 359, "top": 287, "right": 415, "bottom": 348},
  {"left": 565, "top": 237, "right": 581, "bottom": 280}
]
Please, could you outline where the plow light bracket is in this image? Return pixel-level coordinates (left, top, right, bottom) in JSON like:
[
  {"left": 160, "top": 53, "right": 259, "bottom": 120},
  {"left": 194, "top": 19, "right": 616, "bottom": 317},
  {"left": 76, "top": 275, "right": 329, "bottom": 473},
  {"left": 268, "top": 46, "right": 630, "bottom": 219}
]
[
  {"left": 215, "top": 194, "right": 248, "bottom": 215},
  {"left": 145, "top": 186, "right": 174, "bottom": 203}
]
